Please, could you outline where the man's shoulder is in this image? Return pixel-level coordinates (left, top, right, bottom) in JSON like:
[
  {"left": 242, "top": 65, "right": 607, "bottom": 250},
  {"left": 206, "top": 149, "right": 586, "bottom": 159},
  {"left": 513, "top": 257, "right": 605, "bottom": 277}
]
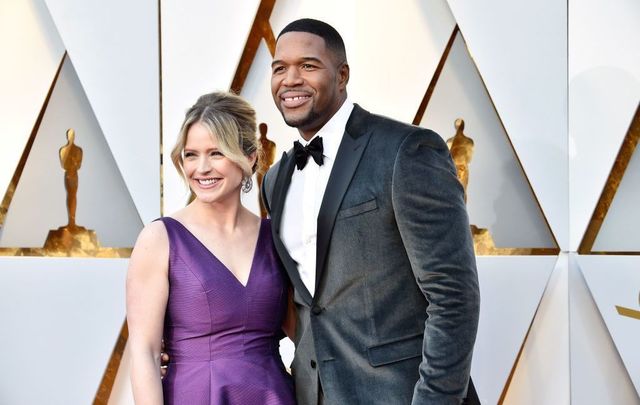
[
  {"left": 263, "top": 150, "right": 291, "bottom": 199},
  {"left": 264, "top": 146, "right": 293, "bottom": 178},
  {"left": 358, "top": 107, "right": 445, "bottom": 150},
  {"left": 264, "top": 160, "right": 281, "bottom": 193},
  {"left": 266, "top": 159, "right": 282, "bottom": 177}
]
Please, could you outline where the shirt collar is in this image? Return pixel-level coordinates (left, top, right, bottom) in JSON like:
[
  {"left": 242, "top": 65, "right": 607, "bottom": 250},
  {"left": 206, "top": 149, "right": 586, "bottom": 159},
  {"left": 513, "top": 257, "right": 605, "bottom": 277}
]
[{"left": 299, "top": 99, "right": 354, "bottom": 161}]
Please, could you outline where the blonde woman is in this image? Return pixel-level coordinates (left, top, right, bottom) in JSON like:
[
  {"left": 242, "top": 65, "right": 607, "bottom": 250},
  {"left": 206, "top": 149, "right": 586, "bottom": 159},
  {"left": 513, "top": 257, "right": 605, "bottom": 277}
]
[{"left": 126, "top": 92, "right": 295, "bottom": 404}]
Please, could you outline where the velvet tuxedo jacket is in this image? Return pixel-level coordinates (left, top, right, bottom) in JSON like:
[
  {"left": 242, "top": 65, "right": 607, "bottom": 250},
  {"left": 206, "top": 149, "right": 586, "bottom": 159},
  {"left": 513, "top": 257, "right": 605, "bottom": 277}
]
[{"left": 262, "top": 104, "right": 480, "bottom": 405}]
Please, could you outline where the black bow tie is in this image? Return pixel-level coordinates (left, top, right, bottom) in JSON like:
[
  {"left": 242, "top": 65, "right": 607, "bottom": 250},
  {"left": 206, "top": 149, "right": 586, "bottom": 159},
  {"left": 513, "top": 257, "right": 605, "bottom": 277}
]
[{"left": 293, "top": 137, "right": 324, "bottom": 170}]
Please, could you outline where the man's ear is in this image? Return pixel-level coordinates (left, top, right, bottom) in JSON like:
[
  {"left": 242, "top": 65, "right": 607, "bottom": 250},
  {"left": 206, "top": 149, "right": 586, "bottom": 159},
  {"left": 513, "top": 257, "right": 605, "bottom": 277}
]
[{"left": 338, "top": 63, "right": 350, "bottom": 89}]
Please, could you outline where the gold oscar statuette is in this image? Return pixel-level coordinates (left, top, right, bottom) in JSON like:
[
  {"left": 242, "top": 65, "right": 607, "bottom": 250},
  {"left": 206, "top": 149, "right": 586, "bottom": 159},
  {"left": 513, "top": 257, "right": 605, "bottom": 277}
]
[
  {"left": 447, "top": 119, "right": 512, "bottom": 254},
  {"left": 447, "top": 118, "right": 557, "bottom": 255},
  {"left": 447, "top": 118, "right": 474, "bottom": 202},
  {"left": 257, "top": 122, "right": 276, "bottom": 219},
  {"left": 43, "top": 128, "right": 101, "bottom": 254},
  {"left": 446, "top": 119, "right": 493, "bottom": 252}
]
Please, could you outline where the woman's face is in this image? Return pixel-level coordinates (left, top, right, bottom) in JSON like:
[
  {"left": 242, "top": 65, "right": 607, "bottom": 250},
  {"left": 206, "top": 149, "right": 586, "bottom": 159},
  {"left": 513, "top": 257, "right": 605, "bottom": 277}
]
[{"left": 182, "top": 122, "right": 245, "bottom": 205}]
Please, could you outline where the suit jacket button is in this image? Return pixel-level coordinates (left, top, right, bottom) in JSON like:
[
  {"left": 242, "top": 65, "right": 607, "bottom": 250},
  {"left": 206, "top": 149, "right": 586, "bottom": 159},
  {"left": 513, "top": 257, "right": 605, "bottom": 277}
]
[
  {"left": 312, "top": 305, "right": 322, "bottom": 315},
  {"left": 310, "top": 360, "right": 317, "bottom": 369}
]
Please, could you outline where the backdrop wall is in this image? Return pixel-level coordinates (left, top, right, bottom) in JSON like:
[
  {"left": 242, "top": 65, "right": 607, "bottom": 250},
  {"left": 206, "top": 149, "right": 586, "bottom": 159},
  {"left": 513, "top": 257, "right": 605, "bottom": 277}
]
[{"left": 0, "top": 1, "right": 638, "bottom": 404}]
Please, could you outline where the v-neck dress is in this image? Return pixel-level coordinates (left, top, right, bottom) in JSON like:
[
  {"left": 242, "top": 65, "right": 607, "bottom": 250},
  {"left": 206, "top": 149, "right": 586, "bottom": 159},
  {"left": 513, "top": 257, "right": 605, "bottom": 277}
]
[{"left": 158, "top": 217, "right": 295, "bottom": 405}]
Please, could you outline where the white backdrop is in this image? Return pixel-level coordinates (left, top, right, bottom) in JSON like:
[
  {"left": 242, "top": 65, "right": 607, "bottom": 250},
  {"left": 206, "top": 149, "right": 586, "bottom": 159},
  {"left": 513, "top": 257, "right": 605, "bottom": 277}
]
[
  {"left": 0, "top": 55, "right": 143, "bottom": 248},
  {"left": 0, "top": 0, "right": 639, "bottom": 404}
]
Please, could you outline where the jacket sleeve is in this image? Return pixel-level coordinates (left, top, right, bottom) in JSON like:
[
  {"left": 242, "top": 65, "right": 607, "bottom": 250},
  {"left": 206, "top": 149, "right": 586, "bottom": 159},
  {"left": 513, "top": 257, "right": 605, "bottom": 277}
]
[
  {"left": 260, "top": 172, "right": 271, "bottom": 216},
  {"left": 391, "top": 129, "right": 480, "bottom": 405},
  {"left": 261, "top": 156, "right": 286, "bottom": 217}
]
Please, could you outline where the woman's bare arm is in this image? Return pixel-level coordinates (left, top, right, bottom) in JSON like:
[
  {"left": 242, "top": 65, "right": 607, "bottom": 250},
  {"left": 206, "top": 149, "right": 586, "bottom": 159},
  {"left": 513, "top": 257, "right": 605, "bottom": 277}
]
[{"left": 126, "top": 221, "right": 169, "bottom": 405}]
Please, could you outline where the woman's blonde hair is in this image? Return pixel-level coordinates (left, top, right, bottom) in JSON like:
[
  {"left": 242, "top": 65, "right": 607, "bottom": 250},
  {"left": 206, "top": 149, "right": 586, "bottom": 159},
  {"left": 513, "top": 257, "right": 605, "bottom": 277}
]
[{"left": 171, "top": 92, "right": 259, "bottom": 188}]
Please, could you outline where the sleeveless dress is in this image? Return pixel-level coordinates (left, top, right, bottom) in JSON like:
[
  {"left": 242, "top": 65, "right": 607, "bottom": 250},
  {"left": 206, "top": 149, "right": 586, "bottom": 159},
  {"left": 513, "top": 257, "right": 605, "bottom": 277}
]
[{"left": 158, "top": 217, "right": 295, "bottom": 405}]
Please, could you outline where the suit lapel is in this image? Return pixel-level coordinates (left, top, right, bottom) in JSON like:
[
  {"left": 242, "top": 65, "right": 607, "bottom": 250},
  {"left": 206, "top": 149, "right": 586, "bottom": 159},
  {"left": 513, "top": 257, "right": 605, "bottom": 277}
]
[
  {"left": 270, "top": 150, "right": 314, "bottom": 305},
  {"left": 271, "top": 151, "right": 295, "bottom": 234},
  {"left": 315, "top": 105, "right": 373, "bottom": 294}
]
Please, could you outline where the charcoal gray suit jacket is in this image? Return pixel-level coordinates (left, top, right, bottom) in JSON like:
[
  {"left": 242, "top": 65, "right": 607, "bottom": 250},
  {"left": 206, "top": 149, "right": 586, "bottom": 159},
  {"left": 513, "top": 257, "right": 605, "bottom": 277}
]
[{"left": 262, "top": 104, "right": 480, "bottom": 405}]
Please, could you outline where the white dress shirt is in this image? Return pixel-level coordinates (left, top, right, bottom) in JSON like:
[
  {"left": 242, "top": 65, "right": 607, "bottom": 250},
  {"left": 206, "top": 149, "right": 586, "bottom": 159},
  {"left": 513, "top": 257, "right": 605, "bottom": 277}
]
[{"left": 281, "top": 100, "right": 354, "bottom": 296}]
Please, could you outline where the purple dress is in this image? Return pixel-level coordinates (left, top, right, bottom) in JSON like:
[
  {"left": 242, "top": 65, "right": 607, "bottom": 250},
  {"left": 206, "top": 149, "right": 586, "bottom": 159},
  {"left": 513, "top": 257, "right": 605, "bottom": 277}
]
[{"left": 159, "top": 217, "right": 295, "bottom": 405}]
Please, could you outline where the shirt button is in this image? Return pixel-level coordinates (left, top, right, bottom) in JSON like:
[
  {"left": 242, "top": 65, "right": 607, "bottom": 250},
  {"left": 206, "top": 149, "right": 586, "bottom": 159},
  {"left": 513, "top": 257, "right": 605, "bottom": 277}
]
[{"left": 310, "top": 360, "right": 317, "bottom": 369}]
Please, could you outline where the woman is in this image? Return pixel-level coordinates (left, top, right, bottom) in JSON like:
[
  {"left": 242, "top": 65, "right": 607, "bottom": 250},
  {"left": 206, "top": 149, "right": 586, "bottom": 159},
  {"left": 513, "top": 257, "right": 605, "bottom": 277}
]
[{"left": 126, "top": 92, "right": 295, "bottom": 404}]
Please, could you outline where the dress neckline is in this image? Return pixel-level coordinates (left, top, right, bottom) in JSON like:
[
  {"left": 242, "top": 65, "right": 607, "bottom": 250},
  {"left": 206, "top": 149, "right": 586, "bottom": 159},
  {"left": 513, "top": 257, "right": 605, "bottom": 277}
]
[{"left": 165, "top": 217, "right": 265, "bottom": 288}]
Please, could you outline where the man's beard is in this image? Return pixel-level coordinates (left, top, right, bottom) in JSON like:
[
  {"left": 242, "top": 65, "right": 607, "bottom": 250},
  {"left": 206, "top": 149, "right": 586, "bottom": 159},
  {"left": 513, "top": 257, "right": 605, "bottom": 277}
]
[{"left": 283, "top": 109, "right": 320, "bottom": 130}]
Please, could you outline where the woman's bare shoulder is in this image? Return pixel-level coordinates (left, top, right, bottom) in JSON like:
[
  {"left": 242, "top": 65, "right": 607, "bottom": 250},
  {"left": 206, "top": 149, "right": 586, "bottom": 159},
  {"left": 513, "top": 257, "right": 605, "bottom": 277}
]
[
  {"left": 136, "top": 220, "right": 169, "bottom": 247},
  {"left": 129, "top": 220, "right": 170, "bottom": 272}
]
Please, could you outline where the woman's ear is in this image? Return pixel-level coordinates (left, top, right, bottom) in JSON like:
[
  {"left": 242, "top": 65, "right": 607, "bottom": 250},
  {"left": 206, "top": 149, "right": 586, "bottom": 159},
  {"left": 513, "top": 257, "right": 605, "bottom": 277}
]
[{"left": 249, "top": 151, "right": 258, "bottom": 173}]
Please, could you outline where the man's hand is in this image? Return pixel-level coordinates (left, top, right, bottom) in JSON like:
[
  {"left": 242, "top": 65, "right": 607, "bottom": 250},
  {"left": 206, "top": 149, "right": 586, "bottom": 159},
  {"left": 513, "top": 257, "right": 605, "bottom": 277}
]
[{"left": 160, "top": 340, "right": 170, "bottom": 379}]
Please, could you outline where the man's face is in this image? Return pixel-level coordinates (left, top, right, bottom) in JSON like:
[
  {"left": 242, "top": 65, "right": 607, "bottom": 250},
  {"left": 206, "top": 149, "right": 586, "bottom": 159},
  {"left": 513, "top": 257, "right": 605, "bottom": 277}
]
[{"left": 271, "top": 31, "right": 348, "bottom": 140}]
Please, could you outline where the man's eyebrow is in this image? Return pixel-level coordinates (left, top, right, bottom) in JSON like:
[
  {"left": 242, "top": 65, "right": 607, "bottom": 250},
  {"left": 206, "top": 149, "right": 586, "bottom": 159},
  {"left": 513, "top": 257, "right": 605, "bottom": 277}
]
[
  {"left": 271, "top": 57, "right": 324, "bottom": 68},
  {"left": 299, "top": 57, "right": 323, "bottom": 64}
]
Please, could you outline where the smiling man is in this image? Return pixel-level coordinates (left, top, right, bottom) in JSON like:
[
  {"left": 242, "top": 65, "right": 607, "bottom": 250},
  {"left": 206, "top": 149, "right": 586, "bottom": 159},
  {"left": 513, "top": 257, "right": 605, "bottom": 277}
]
[{"left": 262, "top": 18, "right": 480, "bottom": 405}]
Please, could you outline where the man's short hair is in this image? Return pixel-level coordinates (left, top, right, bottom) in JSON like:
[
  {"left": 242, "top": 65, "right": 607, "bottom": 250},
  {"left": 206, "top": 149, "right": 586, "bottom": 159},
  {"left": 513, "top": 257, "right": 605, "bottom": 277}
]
[{"left": 277, "top": 18, "right": 347, "bottom": 64}]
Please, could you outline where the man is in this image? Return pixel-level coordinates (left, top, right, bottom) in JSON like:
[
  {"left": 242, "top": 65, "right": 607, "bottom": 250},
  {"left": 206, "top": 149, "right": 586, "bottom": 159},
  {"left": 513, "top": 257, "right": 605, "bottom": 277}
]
[{"left": 262, "top": 18, "right": 480, "bottom": 405}]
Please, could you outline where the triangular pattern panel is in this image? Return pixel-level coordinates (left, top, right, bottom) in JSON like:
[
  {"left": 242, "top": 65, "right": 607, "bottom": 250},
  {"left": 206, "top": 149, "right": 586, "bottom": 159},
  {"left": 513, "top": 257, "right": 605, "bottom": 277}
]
[
  {"left": 44, "top": 0, "right": 160, "bottom": 223},
  {"left": 0, "top": 257, "right": 128, "bottom": 404},
  {"left": 568, "top": 0, "right": 640, "bottom": 249},
  {"left": 502, "top": 254, "right": 570, "bottom": 405},
  {"left": 421, "top": 33, "right": 556, "bottom": 249},
  {"left": 471, "top": 256, "right": 556, "bottom": 404},
  {"left": 0, "top": 55, "right": 143, "bottom": 248},
  {"left": 348, "top": 0, "right": 456, "bottom": 124},
  {"left": 578, "top": 255, "right": 640, "bottom": 395},
  {"left": 593, "top": 138, "right": 640, "bottom": 252},
  {"left": 570, "top": 255, "right": 640, "bottom": 404},
  {"left": 161, "top": 0, "right": 260, "bottom": 213},
  {"left": 0, "top": 0, "right": 64, "bottom": 201},
  {"left": 446, "top": 0, "right": 569, "bottom": 249},
  {"left": 108, "top": 342, "right": 134, "bottom": 405},
  {"left": 270, "top": 0, "right": 456, "bottom": 125}
]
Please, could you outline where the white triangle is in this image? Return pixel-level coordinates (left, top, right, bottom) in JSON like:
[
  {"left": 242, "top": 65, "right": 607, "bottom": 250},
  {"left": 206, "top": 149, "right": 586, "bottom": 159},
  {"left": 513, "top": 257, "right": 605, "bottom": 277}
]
[
  {"left": 421, "top": 33, "right": 556, "bottom": 248},
  {"left": 160, "top": 0, "right": 260, "bottom": 214},
  {"left": 0, "top": 0, "right": 64, "bottom": 205},
  {"left": 0, "top": 257, "right": 127, "bottom": 404},
  {"left": 471, "top": 255, "right": 557, "bottom": 404},
  {"left": 592, "top": 140, "right": 640, "bottom": 252},
  {"left": 43, "top": 0, "right": 160, "bottom": 223},
  {"left": 270, "top": 0, "right": 456, "bottom": 125},
  {"left": 446, "top": 0, "right": 569, "bottom": 249},
  {"left": 108, "top": 342, "right": 134, "bottom": 405},
  {"left": 0, "top": 55, "right": 143, "bottom": 248},
  {"left": 578, "top": 255, "right": 640, "bottom": 396},
  {"left": 502, "top": 254, "right": 570, "bottom": 405},
  {"left": 568, "top": 1, "right": 640, "bottom": 250},
  {"left": 570, "top": 254, "right": 640, "bottom": 404}
]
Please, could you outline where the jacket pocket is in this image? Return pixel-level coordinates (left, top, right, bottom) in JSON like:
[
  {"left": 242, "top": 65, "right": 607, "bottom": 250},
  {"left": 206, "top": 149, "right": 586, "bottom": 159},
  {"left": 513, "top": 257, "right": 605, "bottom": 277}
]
[
  {"left": 337, "top": 198, "right": 378, "bottom": 219},
  {"left": 366, "top": 332, "right": 423, "bottom": 367}
]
